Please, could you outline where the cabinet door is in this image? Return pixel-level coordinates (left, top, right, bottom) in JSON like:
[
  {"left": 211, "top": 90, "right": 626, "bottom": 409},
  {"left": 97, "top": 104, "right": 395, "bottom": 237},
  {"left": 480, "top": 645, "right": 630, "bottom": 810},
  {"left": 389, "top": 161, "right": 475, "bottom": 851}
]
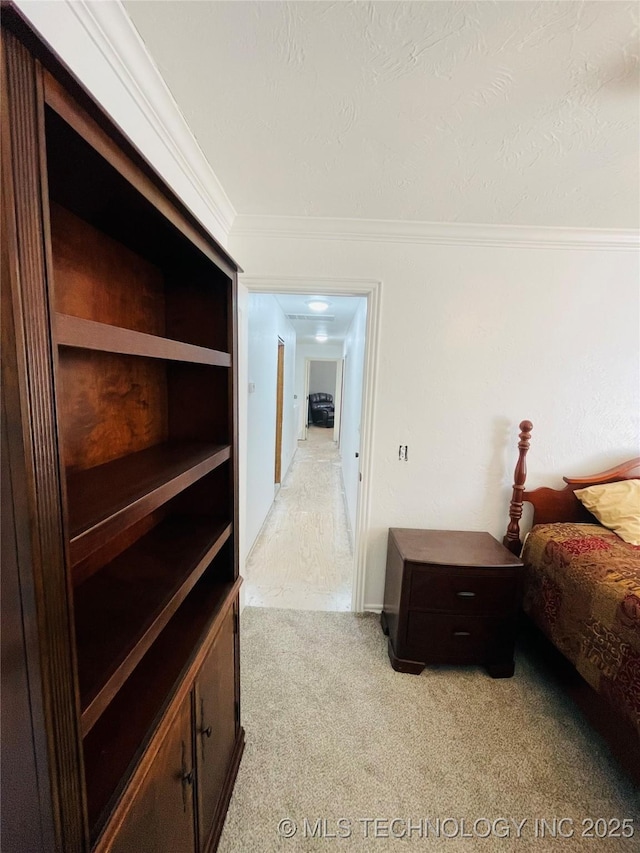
[
  {"left": 108, "top": 693, "right": 195, "bottom": 853},
  {"left": 195, "top": 606, "right": 237, "bottom": 850}
]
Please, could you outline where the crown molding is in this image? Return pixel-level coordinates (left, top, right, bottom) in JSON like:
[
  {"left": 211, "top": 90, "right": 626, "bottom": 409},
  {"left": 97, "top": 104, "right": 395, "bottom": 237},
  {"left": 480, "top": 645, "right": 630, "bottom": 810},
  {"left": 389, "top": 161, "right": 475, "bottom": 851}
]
[
  {"left": 21, "top": 0, "right": 237, "bottom": 244},
  {"left": 16, "top": 1, "right": 637, "bottom": 254},
  {"left": 232, "top": 214, "right": 639, "bottom": 251}
]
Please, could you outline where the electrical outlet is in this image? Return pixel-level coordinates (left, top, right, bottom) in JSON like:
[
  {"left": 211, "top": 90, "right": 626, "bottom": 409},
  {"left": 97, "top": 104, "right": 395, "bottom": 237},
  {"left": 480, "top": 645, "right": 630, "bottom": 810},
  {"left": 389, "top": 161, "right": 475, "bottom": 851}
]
[{"left": 399, "top": 445, "right": 408, "bottom": 461}]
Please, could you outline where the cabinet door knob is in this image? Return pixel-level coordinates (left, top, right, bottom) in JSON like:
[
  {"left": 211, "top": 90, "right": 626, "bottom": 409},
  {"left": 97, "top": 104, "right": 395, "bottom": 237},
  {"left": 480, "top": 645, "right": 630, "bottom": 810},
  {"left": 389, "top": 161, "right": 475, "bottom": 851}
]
[
  {"left": 456, "top": 591, "right": 476, "bottom": 598},
  {"left": 199, "top": 699, "right": 213, "bottom": 761},
  {"left": 181, "top": 740, "right": 194, "bottom": 812},
  {"left": 181, "top": 769, "right": 194, "bottom": 812},
  {"left": 453, "top": 631, "right": 471, "bottom": 637}
]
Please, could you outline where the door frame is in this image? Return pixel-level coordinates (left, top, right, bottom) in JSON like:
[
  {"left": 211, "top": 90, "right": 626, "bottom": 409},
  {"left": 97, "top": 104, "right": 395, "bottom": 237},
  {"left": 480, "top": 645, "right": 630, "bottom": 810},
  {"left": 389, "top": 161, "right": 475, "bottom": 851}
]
[
  {"left": 304, "top": 358, "right": 311, "bottom": 441},
  {"left": 274, "top": 337, "right": 285, "bottom": 484},
  {"left": 304, "top": 357, "right": 343, "bottom": 445},
  {"left": 240, "top": 275, "right": 382, "bottom": 614}
]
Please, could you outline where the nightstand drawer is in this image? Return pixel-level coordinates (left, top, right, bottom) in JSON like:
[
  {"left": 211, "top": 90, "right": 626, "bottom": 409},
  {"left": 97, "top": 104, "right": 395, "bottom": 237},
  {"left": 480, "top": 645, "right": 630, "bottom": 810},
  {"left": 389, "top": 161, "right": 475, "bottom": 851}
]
[
  {"left": 409, "top": 566, "right": 518, "bottom": 615},
  {"left": 404, "top": 613, "right": 515, "bottom": 664},
  {"left": 382, "top": 529, "right": 522, "bottom": 676}
]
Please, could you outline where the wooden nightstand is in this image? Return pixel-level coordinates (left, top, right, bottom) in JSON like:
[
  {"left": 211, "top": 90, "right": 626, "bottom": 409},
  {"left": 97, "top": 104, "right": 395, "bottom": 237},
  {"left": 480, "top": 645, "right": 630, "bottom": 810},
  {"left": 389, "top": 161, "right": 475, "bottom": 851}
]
[{"left": 381, "top": 529, "right": 523, "bottom": 678}]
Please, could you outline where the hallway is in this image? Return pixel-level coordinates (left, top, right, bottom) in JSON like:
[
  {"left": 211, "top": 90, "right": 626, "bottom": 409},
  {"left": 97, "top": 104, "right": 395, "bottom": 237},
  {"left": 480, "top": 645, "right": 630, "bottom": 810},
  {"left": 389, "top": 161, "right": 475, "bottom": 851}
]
[{"left": 243, "top": 426, "right": 353, "bottom": 611}]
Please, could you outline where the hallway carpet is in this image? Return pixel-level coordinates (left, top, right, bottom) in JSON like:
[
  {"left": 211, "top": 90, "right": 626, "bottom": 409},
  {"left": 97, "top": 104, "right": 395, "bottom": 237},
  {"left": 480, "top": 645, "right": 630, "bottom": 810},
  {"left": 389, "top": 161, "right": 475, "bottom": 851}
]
[
  {"left": 218, "top": 608, "right": 638, "bottom": 852},
  {"left": 244, "top": 426, "right": 352, "bottom": 611}
]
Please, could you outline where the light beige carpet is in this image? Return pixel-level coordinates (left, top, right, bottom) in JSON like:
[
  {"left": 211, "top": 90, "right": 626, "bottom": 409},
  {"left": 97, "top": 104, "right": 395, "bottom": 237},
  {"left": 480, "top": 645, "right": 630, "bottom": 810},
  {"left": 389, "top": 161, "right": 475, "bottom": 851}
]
[
  {"left": 244, "top": 427, "right": 352, "bottom": 612},
  {"left": 218, "top": 609, "right": 639, "bottom": 852}
]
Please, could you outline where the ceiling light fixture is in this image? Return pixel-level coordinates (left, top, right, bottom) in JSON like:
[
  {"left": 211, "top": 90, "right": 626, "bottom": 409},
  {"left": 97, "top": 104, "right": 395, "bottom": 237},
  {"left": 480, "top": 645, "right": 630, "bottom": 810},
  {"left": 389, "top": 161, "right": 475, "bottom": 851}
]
[
  {"left": 315, "top": 333, "right": 328, "bottom": 343},
  {"left": 307, "top": 299, "right": 330, "bottom": 312}
]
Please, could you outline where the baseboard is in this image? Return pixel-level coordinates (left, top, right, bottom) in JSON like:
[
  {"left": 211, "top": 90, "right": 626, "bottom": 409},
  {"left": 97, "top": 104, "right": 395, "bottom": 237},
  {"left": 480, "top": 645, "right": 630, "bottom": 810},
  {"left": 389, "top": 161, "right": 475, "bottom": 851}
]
[
  {"left": 339, "top": 465, "right": 354, "bottom": 552},
  {"left": 245, "top": 446, "right": 299, "bottom": 566},
  {"left": 245, "top": 492, "right": 281, "bottom": 566}
]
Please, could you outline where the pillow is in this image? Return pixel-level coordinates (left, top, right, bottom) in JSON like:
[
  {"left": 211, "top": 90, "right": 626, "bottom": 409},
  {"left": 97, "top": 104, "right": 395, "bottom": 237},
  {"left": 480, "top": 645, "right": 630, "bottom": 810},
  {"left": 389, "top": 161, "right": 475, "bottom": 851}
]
[{"left": 574, "top": 479, "right": 640, "bottom": 545}]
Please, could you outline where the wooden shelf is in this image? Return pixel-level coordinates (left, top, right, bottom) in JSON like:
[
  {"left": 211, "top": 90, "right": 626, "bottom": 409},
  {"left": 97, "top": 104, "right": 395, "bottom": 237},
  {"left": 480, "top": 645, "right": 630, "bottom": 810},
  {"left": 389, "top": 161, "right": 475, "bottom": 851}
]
[
  {"left": 76, "top": 516, "right": 232, "bottom": 735},
  {"left": 67, "top": 443, "right": 231, "bottom": 566},
  {"left": 3, "top": 21, "right": 242, "bottom": 852},
  {"left": 56, "top": 313, "right": 231, "bottom": 367},
  {"left": 84, "top": 574, "right": 241, "bottom": 835}
]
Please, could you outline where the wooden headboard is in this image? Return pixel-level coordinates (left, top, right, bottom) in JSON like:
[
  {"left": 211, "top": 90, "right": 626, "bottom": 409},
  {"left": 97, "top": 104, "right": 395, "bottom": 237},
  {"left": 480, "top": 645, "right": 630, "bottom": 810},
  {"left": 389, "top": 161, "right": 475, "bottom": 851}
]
[{"left": 503, "top": 420, "right": 640, "bottom": 554}]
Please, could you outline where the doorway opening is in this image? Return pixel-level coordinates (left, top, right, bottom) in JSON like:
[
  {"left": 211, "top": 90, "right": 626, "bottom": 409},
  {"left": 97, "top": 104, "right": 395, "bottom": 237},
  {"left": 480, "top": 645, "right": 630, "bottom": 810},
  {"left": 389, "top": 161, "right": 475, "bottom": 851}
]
[
  {"left": 305, "top": 357, "right": 344, "bottom": 444},
  {"left": 241, "top": 277, "right": 381, "bottom": 612}
]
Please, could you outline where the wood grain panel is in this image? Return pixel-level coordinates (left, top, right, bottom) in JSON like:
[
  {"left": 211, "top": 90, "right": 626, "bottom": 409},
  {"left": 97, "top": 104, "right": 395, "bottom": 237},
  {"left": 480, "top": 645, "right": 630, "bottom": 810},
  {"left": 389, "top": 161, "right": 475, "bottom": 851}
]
[
  {"left": 71, "top": 508, "right": 167, "bottom": 587},
  {"left": 51, "top": 202, "right": 165, "bottom": 334},
  {"left": 87, "top": 579, "right": 241, "bottom": 840},
  {"left": 67, "top": 442, "right": 231, "bottom": 566},
  {"left": 1, "top": 315, "right": 55, "bottom": 853},
  {"left": 57, "top": 349, "right": 168, "bottom": 472},
  {"left": 56, "top": 313, "right": 232, "bottom": 367},
  {"left": 196, "top": 607, "right": 237, "bottom": 851},
  {"left": 165, "top": 270, "right": 230, "bottom": 352},
  {"left": 169, "top": 462, "right": 232, "bottom": 527},
  {"left": 167, "top": 362, "right": 230, "bottom": 446},
  {"left": 202, "top": 729, "right": 245, "bottom": 853},
  {"left": 409, "top": 566, "right": 519, "bottom": 615},
  {"left": 1, "top": 30, "right": 87, "bottom": 850},
  {"left": 106, "top": 692, "right": 195, "bottom": 853},
  {"left": 44, "top": 70, "right": 237, "bottom": 280},
  {"left": 405, "top": 612, "right": 516, "bottom": 665},
  {"left": 76, "top": 518, "right": 232, "bottom": 736}
]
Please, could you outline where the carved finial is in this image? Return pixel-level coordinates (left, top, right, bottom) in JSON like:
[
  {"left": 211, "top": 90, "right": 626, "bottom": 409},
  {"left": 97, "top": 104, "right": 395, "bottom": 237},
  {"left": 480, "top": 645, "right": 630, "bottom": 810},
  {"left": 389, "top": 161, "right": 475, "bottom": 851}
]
[{"left": 503, "top": 420, "right": 534, "bottom": 554}]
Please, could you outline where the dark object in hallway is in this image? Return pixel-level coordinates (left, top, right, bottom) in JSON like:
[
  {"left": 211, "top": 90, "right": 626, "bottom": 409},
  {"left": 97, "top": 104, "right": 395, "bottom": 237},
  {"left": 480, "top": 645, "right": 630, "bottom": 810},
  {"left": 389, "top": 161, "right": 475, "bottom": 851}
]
[
  {"left": 320, "top": 409, "right": 334, "bottom": 428},
  {"left": 381, "top": 529, "right": 523, "bottom": 677},
  {"left": 308, "top": 392, "right": 334, "bottom": 425}
]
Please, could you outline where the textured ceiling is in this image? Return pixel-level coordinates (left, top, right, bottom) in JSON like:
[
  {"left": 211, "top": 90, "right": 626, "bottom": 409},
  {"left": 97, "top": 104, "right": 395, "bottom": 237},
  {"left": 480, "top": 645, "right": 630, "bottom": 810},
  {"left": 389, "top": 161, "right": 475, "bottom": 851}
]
[{"left": 124, "top": 1, "right": 639, "bottom": 228}]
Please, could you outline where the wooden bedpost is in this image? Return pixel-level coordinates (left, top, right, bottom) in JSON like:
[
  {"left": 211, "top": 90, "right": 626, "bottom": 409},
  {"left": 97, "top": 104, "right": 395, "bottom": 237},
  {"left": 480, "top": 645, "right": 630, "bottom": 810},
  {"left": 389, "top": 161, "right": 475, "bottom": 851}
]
[{"left": 503, "top": 420, "right": 533, "bottom": 555}]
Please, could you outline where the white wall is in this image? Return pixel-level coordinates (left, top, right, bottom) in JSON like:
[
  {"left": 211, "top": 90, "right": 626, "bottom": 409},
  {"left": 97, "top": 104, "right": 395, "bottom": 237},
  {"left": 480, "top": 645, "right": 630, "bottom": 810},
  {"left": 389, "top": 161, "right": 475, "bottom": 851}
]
[
  {"left": 340, "top": 301, "right": 368, "bottom": 538},
  {"left": 16, "top": 0, "right": 234, "bottom": 247},
  {"left": 229, "top": 232, "right": 640, "bottom": 611},
  {"left": 309, "top": 361, "right": 337, "bottom": 396},
  {"left": 245, "top": 295, "right": 297, "bottom": 555},
  {"left": 24, "top": 1, "right": 637, "bottom": 612},
  {"left": 294, "top": 343, "right": 344, "bottom": 438}
]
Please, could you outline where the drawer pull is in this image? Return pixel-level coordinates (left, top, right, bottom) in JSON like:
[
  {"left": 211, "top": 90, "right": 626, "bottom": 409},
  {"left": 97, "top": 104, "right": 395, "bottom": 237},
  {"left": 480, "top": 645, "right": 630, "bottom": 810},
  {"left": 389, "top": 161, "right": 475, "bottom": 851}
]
[
  {"left": 456, "top": 591, "right": 476, "bottom": 598},
  {"left": 453, "top": 630, "right": 471, "bottom": 637},
  {"left": 203, "top": 726, "right": 212, "bottom": 738}
]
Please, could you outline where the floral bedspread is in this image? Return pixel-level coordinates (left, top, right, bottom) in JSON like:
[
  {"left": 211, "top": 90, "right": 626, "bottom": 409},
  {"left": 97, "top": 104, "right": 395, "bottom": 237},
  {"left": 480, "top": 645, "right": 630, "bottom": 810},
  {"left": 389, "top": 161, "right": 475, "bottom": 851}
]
[{"left": 522, "top": 523, "right": 640, "bottom": 735}]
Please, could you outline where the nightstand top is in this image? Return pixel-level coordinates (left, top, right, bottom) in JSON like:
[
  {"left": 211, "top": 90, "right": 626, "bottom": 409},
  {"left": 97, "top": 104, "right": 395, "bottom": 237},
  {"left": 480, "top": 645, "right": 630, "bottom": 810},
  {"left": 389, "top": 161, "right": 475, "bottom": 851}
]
[{"left": 388, "top": 529, "right": 523, "bottom": 568}]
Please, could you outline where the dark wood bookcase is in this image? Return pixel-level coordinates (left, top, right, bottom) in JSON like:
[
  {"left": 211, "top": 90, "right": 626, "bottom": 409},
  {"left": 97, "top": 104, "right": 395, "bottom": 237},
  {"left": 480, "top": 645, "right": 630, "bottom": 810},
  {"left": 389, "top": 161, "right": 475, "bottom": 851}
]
[{"left": 1, "top": 10, "right": 243, "bottom": 852}]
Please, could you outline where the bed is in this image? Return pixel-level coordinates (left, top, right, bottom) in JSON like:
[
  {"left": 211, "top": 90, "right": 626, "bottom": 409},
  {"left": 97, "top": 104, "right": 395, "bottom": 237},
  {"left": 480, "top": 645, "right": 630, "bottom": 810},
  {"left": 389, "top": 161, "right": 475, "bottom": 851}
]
[{"left": 503, "top": 421, "right": 640, "bottom": 781}]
